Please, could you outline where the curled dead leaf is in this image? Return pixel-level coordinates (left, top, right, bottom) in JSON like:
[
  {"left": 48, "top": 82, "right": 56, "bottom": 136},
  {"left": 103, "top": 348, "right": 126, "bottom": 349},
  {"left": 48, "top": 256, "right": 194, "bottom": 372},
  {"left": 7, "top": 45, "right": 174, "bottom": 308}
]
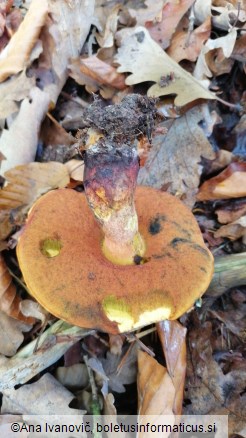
[
  {"left": 69, "top": 56, "right": 126, "bottom": 95},
  {"left": 0, "top": 0, "right": 49, "bottom": 82},
  {"left": 167, "top": 16, "right": 211, "bottom": 63},
  {"left": 137, "top": 350, "right": 175, "bottom": 437},
  {"left": 214, "top": 216, "right": 246, "bottom": 241},
  {"left": 197, "top": 162, "right": 246, "bottom": 200},
  {"left": 146, "top": 0, "right": 195, "bottom": 50},
  {"left": 0, "top": 254, "right": 35, "bottom": 324},
  {"left": 157, "top": 320, "right": 187, "bottom": 415},
  {"left": 0, "top": 309, "right": 31, "bottom": 356},
  {"left": 0, "top": 162, "right": 69, "bottom": 241}
]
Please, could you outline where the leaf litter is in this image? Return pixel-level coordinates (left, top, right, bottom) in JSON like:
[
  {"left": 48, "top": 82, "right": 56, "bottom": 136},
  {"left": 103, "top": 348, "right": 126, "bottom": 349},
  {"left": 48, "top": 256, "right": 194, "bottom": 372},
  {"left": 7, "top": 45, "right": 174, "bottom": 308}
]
[{"left": 0, "top": 0, "right": 245, "bottom": 435}]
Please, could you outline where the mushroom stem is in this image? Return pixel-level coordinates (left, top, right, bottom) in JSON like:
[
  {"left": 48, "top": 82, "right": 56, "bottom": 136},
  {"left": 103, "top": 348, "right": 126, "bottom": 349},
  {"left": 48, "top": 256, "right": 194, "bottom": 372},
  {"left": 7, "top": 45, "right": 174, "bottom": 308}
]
[
  {"left": 84, "top": 138, "right": 145, "bottom": 265},
  {"left": 206, "top": 252, "right": 246, "bottom": 297}
]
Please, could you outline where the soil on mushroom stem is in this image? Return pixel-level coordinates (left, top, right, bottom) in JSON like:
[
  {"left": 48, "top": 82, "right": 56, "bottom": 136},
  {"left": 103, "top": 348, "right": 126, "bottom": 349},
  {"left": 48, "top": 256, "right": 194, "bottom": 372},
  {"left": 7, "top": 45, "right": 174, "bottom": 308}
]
[{"left": 83, "top": 94, "right": 158, "bottom": 144}]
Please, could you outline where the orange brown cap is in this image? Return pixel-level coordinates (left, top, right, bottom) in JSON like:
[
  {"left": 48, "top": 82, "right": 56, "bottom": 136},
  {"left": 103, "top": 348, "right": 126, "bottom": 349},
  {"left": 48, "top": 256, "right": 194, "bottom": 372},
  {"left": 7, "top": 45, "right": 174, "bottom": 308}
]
[{"left": 17, "top": 187, "right": 214, "bottom": 334}]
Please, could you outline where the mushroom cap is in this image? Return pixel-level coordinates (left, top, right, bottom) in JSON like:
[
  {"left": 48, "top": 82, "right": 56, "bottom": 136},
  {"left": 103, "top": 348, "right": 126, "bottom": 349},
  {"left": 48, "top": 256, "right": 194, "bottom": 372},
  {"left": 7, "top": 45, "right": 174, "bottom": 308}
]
[{"left": 17, "top": 187, "right": 214, "bottom": 334}]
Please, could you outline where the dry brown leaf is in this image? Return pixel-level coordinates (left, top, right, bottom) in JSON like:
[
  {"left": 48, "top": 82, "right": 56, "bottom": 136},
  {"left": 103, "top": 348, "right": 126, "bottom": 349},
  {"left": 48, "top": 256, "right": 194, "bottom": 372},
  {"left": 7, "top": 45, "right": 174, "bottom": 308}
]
[
  {"left": 0, "top": 254, "right": 35, "bottom": 324},
  {"left": 194, "top": 29, "right": 237, "bottom": 79},
  {"left": 1, "top": 373, "right": 85, "bottom": 415},
  {"left": 55, "top": 363, "right": 89, "bottom": 389},
  {"left": 212, "top": 4, "right": 246, "bottom": 30},
  {"left": 95, "top": 4, "right": 121, "bottom": 48},
  {"left": 216, "top": 199, "right": 246, "bottom": 224},
  {"left": 137, "top": 350, "right": 176, "bottom": 429},
  {"left": 89, "top": 343, "right": 138, "bottom": 394},
  {"left": 185, "top": 317, "right": 246, "bottom": 434},
  {"left": 194, "top": 0, "right": 211, "bottom": 23},
  {"left": 0, "top": 86, "right": 50, "bottom": 175},
  {"left": 0, "top": 71, "right": 35, "bottom": 119},
  {"left": 69, "top": 56, "right": 126, "bottom": 95},
  {"left": 0, "top": 162, "right": 69, "bottom": 241},
  {"left": 40, "top": 0, "right": 95, "bottom": 104},
  {"left": 65, "top": 160, "right": 84, "bottom": 182},
  {"left": 214, "top": 216, "right": 246, "bottom": 241},
  {"left": 19, "top": 300, "right": 48, "bottom": 325},
  {"left": 103, "top": 393, "right": 117, "bottom": 415},
  {"left": 197, "top": 162, "right": 246, "bottom": 200},
  {"left": 0, "top": 310, "right": 31, "bottom": 356},
  {"left": 0, "top": 162, "right": 69, "bottom": 210},
  {"left": 128, "top": 0, "right": 164, "bottom": 26},
  {"left": 146, "top": 0, "right": 195, "bottom": 50},
  {"left": 138, "top": 106, "right": 215, "bottom": 207},
  {"left": 167, "top": 16, "right": 211, "bottom": 62},
  {"left": 231, "top": 32, "right": 246, "bottom": 63},
  {"left": 0, "top": 0, "right": 49, "bottom": 82},
  {"left": 116, "top": 27, "right": 217, "bottom": 106},
  {"left": 157, "top": 321, "right": 187, "bottom": 415}
]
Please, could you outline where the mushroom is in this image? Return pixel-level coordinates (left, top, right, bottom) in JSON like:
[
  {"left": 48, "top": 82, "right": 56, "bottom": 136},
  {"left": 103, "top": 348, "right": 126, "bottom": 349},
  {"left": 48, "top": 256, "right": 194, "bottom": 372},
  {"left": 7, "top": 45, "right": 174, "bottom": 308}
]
[{"left": 17, "top": 95, "right": 214, "bottom": 334}]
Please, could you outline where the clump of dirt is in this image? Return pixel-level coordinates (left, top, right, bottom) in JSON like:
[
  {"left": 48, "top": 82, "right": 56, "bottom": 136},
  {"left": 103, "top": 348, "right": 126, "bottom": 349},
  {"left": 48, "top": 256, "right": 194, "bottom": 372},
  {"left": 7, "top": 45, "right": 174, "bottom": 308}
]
[{"left": 84, "top": 94, "right": 158, "bottom": 144}]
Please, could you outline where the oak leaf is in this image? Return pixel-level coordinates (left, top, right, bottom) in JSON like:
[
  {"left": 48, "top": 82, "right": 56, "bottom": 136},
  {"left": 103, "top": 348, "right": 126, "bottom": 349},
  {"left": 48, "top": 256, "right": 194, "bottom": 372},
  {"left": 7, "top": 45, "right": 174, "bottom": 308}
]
[{"left": 116, "top": 27, "right": 217, "bottom": 106}]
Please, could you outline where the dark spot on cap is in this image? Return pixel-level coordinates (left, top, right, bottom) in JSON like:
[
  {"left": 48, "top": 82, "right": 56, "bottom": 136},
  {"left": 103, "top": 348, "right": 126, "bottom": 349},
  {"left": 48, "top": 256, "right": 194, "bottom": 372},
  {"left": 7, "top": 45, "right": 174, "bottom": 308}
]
[
  {"left": 88, "top": 272, "right": 96, "bottom": 280},
  {"left": 171, "top": 237, "right": 189, "bottom": 248},
  {"left": 171, "top": 238, "right": 211, "bottom": 259},
  {"left": 149, "top": 215, "right": 166, "bottom": 235},
  {"left": 135, "top": 31, "right": 145, "bottom": 43},
  {"left": 133, "top": 255, "right": 150, "bottom": 265}
]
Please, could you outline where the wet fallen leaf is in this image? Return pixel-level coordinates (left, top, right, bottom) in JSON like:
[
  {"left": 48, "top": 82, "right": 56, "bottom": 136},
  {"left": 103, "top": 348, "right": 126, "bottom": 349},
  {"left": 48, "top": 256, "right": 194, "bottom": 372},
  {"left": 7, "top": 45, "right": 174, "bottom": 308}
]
[
  {"left": 0, "top": 310, "right": 31, "bottom": 356},
  {"left": 157, "top": 320, "right": 187, "bottom": 415},
  {"left": 0, "top": 0, "right": 48, "bottom": 82},
  {"left": 138, "top": 106, "right": 215, "bottom": 207},
  {"left": 167, "top": 16, "right": 211, "bottom": 62},
  {"left": 197, "top": 162, "right": 246, "bottom": 200},
  {"left": 1, "top": 373, "right": 85, "bottom": 415},
  {"left": 146, "top": 0, "right": 195, "bottom": 50},
  {"left": 0, "top": 162, "right": 70, "bottom": 241},
  {"left": 116, "top": 27, "right": 217, "bottom": 106}
]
